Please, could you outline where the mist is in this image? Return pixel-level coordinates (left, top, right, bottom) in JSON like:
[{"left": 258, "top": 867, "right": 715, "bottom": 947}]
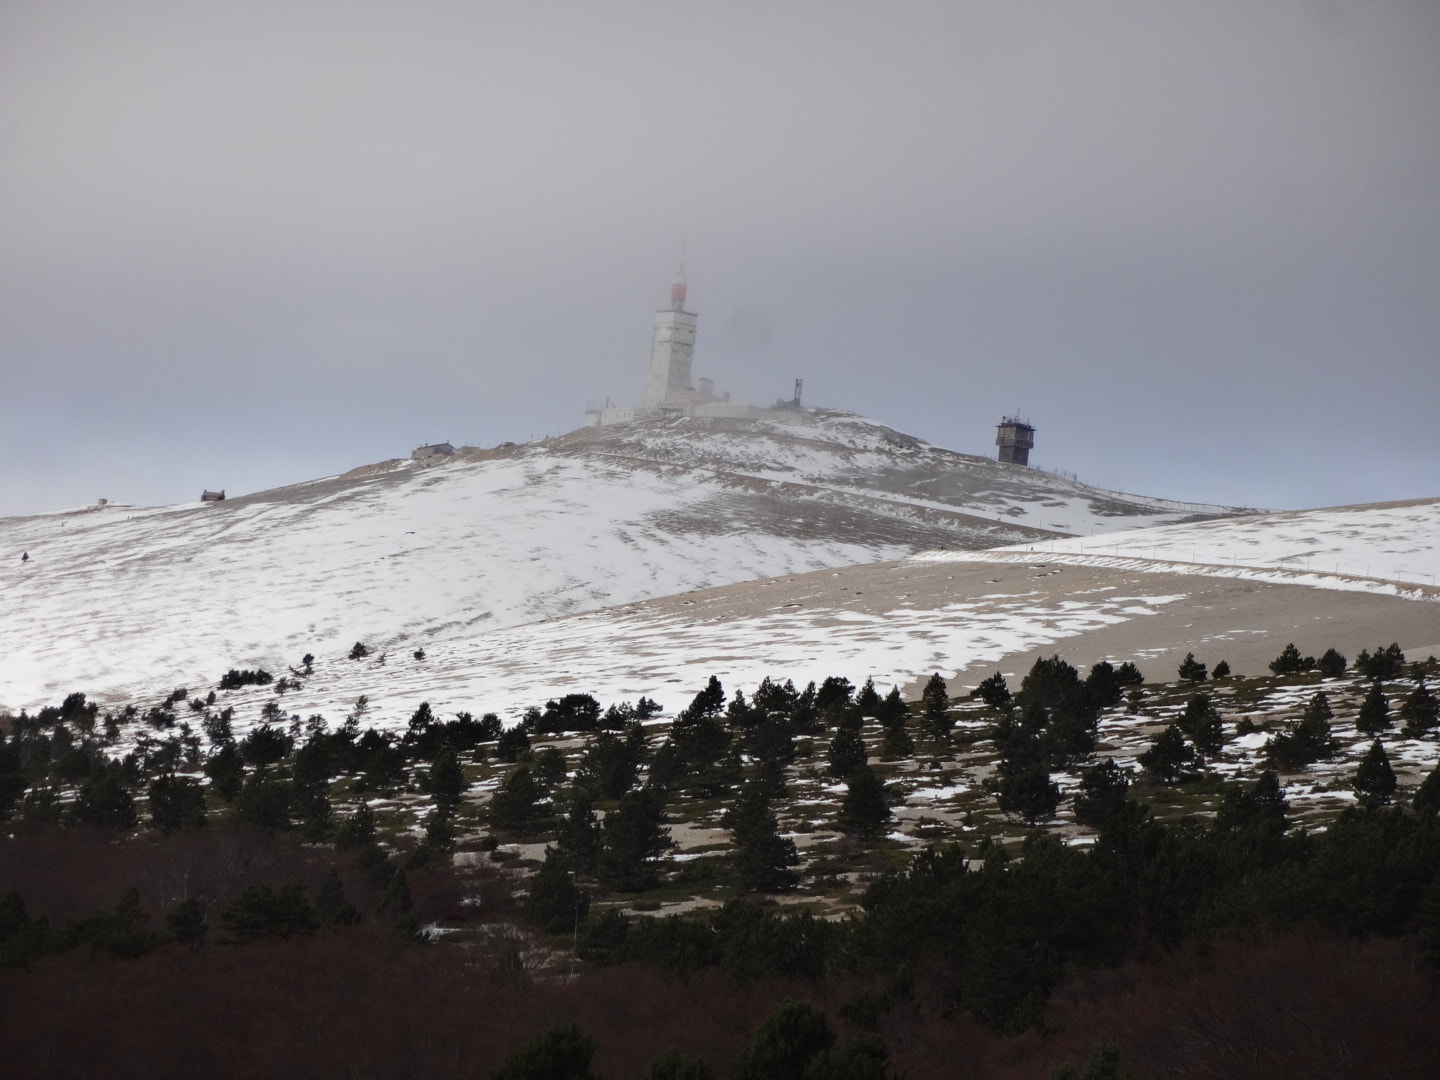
[{"left": 2, "top": 1, "right": 1437, "bottom": 516}]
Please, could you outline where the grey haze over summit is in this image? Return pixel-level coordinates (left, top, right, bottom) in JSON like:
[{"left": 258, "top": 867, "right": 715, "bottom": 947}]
[{"left": 1, "top": 1, "right": 1437, "bottom": 519}]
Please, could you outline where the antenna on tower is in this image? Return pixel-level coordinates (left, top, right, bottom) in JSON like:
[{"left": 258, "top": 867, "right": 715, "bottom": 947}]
[
  {"left": 793, "top": 378, "right": 803, "bottom": 408},
  {"left": 670, "top": 239, "right": 688, "bottom": 311}
]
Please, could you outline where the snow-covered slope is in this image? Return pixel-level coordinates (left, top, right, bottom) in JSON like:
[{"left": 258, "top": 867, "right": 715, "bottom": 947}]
[
  {"left": 918, "top": 497, "right": 1440, "bottom": 592},
  {"left": 0, "top": 411, "right": 1244, "bottom": 710}
]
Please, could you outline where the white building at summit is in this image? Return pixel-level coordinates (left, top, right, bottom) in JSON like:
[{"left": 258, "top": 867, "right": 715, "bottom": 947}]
[{"left": 585, "top": 266, "right": 767, "bottom": 427}]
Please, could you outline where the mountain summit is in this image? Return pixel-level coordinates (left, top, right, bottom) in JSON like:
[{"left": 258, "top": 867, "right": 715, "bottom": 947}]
[{"left": 0, "top": 411, "right": 1244, "bottom": 709}]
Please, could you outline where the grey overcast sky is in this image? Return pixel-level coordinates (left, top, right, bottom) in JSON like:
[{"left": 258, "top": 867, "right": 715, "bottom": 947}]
[{"left": 2, "top": 1, "right": 1437, "bottom": 517}]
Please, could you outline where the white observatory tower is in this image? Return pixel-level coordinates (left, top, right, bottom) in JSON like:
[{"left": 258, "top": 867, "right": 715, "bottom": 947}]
[{"left": 642, "top": 263, "right": 699, "bottom": 411}]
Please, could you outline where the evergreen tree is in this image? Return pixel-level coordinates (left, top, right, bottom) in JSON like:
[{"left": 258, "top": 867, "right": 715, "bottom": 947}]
[
  {"left": 690, "top": 675, "right": 727, "bottom": 718},
  {"left": 1215, "top": 770, "right": 1289, "bottom": 835},
  {"left": 524, "top": 848, "right": 590, "bottom": 935},
  {"left": 1414, "top": 762, "right": 1440, "bottom": 817},
  {"left": 1353, "top": 740, "right": 1397, "bottom": 807},
  {"left": 166, "top": 896, "right": 209, "bottom": 951},
  {"left": 1072, "top": 759, "right": 1130, "bottom": 829},
  {"left": 837, "top": 765, "right": 891, "bottom": 840},
  {"left": 489, "top": 765, "right": 543, "bottom": 834},
  {"left": 597, "top": 789, "right": 673, "bottom": 891},
  {"left": 489, "top": 1023, "right": 599, "bottom": 1080},
  {"left": 408, "top": 700, "right": 435, "bottom": 734},
  {"left": 531, "top": 747, "right": 569, "bottom": 790},
  {"left": 1357, "top": 681, "right": 1391, "bottom": 735},
  {"left": 723, "top": 780, "right": 799, "bottom": 892},
  {"left": 1050, "top": 1042, "right": 1135, "bottom": 1080},
  {"left": 995, "top": 755, "right": 1060, "bottom": 823},
  {"left": 1400, "top": 679, "right": 1439, "bottom": 737},
  {"left": 1211, "top": 660, "right": 1232, "bottom": 679},
  {"left": 873, "top": 687, "right": 906, "bottom": 729},
  {"left": 291, "top": 736, "right": 333, "bottom": 839},
  {"left": 1177, "top": 652, "right": 1208, "bottom": 683},
  {"left": 879, "top": 692, "right": 914, "bottom": 760},
  {"left": 70, "top": 764, "right": 137, "bottom": 829},
  {"left": 1269, "top": 643, "right": 1304, "bottom": 675},
  {"left": 827, "top": 712, "right": 867, "bottom": 777},
  {"left": 970, "top": 672, "right": 1011, "bottom": 708},
  {"left": 1084, "top": 661, "right": 1124, "bottom": 708},
  {"left": 1268, "top": 692, "right": 1338, "bottom": 769},
  {"left": 422, "top": 745, "right": 466, "bottom": 814},
  {"left": 815, "top": 676, "right": 854, "bottom": 714},
  {"left": 240, "top": 723, "right": 293, "bottom": 766},
  {"left": 315, "top": 868, "right": 362, "bottom": 926},
  {"left": 235, "top": 766, "right": 293, "bottom": 831},
  {"left": 554, "top": 790, "right": 602, "bottom": 876},
  {"left": 495, "top": 726, "right": 531, "bottom": 762},
  {"left": 920, "top": 673, "right": 952, "bottom": 739},
  {"left": 147, "top": 773, "right": 207, "bottom": 832},
  {"left": 1115, "top": 661, "right": 1145, "bottom": 686},
  {"left": 221, "top": 883, "right": 318, "bottom": 942},
  {"left": 1041, "top": 702, "right": 1098, "bottom": 767},
  {"left": 335, "top": 802, "right": 377, "bottom": 848},
  {"left": 1178, "top": 693, "right": 1225, "bottom": 755},
  {"left": 1138, "top": 724, "right": 1198, "bottom": 783},
  {"left": 727, "top": 999, "right": 834, "bottom": 1080},
  {"left": 1317, "top": 648, "right": 1347, "bottom": 677},
  {"left": 1355, "top": 643, "right": 1405, "bottom": 680},
  {"left": 575, "top": 727, "right": 647, "bottom": 800},
  {"left": 855, "top": 678, "right": 882, "bottom": 716}
]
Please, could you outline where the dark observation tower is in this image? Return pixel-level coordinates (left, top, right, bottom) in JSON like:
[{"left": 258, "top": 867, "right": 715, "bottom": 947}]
[{"left": 995, "top": 416, "right": 1035, "bottom": 466}]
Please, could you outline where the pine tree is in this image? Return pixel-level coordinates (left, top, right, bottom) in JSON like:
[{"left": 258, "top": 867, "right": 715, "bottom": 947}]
[
  {"left": 1072, "top": 759, "right": 1130, "bottom": 829},
  {"left": 921, "top": 673, "right": 952, "bottom": 739},
  {"left": 827, "top": 712, "right": 867, "bottom": 777},
  {"left": 1085, "top": 661, "right": 1124, "bottom": 708},
  {"left": 724, "top": 780, "right": 799, "bottom": 892},
  {"left": 524, "top": 848, "right": 589, "bottom": 934},
  {"left": 1179, "top": 693, "right": 1225, "bottom": 755},
  {"left": 1051, "top": 1042, "right": 1135, "bottom": 1080},
  {"left": 1269, "top": 643, "right": 1304, "bottom": 675},
  {"left": 872, "top": 687, "right": 901, "bottom": 726},
  {"left": 1357, "top": 681, "right": 1391, "bottom": 735},
  {"left": 1268, "top": 692, "right": 1338, "bottom": 769},
  {"left": 1138, "top": 724, "right": 1198, "bottom": 783},
  {"left": 315, "top": 867, "right": 362, "bottom": 926},
  {"left": 879, "top": 700, "right": 914, "bottom": 761},
  {"left": 1356, "top": 643, "right": 1406, "bottom": 680},
  {"left": 1211, "top": 660, "right": 1232, "bottom": 679},
  {"left": 221, "top": 883, "right": 318, "bottom": 943},
  {"left": 166, "top": 896, "right": 209, "bottom": 950},
  {"left": 1400, "top": 679, "right": 1439, "bottom": 737},
  {"left": 71, "top": 764, "right": 137, "bottom": 829},
  {"left": 1177, "top": 652, "right": 1208, "bottom": 683},
  {"left": 1353, "top": 740, "right": 1397, "bottom": 808},
  {"left": 727, "top": 999, "right": 834, "bottom": 1080},
  {"left": 235, "top": 766, "right": 293, "bottom": 831},
  {"left": 1215, "top": 770, "right": 1289, "bottom": 835},
  {"left": 489, "top": 765, "right": 542, "bottom": 834},
  {"left": 1115, "top": 661, "right": 1145, "bottom": 686},
  {"left": 856, "top": 677, "right": 882, "bottom": 716},
  {"left": 1317, "top": 648, "right": 1347, "bottom": 678},
  {"left": 596, "top": 789, "right": 673, "bottom": 891},
  {"left": 995, "top": 755, "right": 1060, "bottom": 822},
  {"left": 424, "top": 746, "right": 467, "bottom": 814},
  {"left": 147, "top": 773, "right": 207, "bottom": 832},
  {"left": 970, "top": 672, "right": 1011, "bottom": 708},
  {"left": 554, "top": 790, "right": 602, "bottom": 875},
  {"left": 837, "top": 765, "right": 892, "bottom": 841},
  {"left": 489, "top": 1023, "right": 600, "bottom": 1080}
]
